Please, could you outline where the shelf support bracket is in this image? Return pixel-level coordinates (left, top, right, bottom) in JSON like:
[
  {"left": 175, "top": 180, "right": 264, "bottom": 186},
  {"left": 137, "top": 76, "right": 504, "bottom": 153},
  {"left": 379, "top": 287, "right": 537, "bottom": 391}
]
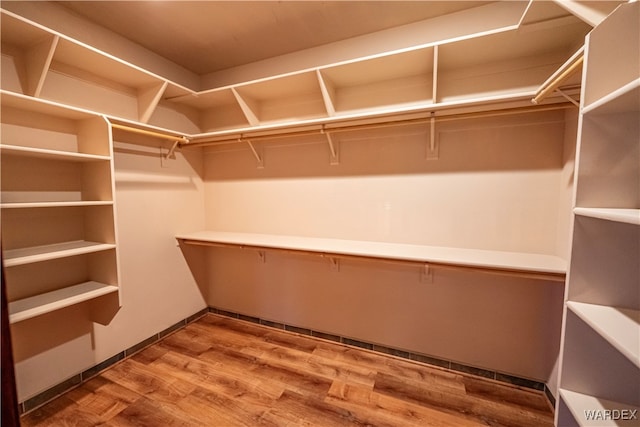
[
  {"left": 244, "top": 138, "right": 264, "bottom": 169},
  {"left": 322, "top": 128, "right": 339, "bottom": 165},
  {"left": 420, "top": 264, "right": 433, "bottom": 283},
  {"left": 165, "top": 139, "right": 181, "bottom": 160},
  {"left": 257, "top": 250, "right": 266, "bottom": 264},
  {"left": 329, "top": 256, "right": 340, "bottom": 272},
  {"left": 426, "top": 113, "right": 439, "bottom": 160},
  {"left": 554, "top": 88, "right": 580, "bottom": 108}
]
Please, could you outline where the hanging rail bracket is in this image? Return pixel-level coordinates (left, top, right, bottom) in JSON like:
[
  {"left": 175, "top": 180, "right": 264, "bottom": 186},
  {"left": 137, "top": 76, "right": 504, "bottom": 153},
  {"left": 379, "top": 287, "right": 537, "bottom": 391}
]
[{"left": 322, "top": 126, "right": 340, "bottom": 165}]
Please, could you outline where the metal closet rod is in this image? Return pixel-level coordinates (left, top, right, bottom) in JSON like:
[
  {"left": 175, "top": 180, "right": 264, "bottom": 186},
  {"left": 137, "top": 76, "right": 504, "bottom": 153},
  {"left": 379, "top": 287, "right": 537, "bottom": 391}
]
[{"left": 185, "top": 103, "right": 574, "bottom": 148}]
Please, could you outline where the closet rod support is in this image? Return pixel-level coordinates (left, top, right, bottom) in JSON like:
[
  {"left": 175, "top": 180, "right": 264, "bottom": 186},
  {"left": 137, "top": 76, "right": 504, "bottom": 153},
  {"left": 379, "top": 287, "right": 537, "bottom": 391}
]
[
  {"left": 532, "top": 55, "right": 583, "bottom": 105},
  {"left": 554, "top": 88, "right": 580, "bottom": 108},
  {"left": 427, "top": 113, "right": 439, "bottom": 160},
  {"left": 244, "top": 138, "right": 264, "bottom": 169},
  {"left": 322, "top": 127, "right": 339, "bottom": 165}
]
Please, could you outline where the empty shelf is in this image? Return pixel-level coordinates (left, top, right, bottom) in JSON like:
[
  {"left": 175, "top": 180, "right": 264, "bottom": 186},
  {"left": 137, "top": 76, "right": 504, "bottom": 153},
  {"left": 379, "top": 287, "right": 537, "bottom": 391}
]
[
  {"left": 567, "top": 301, "right": 640, "bottom": 368},
  {"left": 0, "top": 201, "right": 113, "bottom": 209},
  {"left": 0, "top": 144, "right": 110, "bottom": 162},
  {"left": 8, "top": 281, "right": 119, "bottom": 324},
  {"left": 560, "top": 389, "right": 640, "bottom": 426},
  {"left": 3, "top": 241, "right": 116, "bottom": 267},
  {"left": 176, "top": 231, "right": 567, "bottom": 279},
  {"left": 574, "top": 208, "right": 640, "bottom": 226}
]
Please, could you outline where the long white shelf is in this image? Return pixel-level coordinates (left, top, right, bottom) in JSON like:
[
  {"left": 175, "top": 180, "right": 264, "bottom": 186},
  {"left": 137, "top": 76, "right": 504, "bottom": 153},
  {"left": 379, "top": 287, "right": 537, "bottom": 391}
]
[
  {"left": 3, "top": 240, "right": 116, "bottom": 267},
  {"left": 560, "top": 389, "right": 640, "bottom": 426},
  {"left": 0, "top": 144, "right": 111, "bottom": 162},
  {"left": 8, "top": 281, "right": 119, "bottom": 324},
  {"left": 176, "top": 231, "right": 567, "bottom": 279},
  {"left": 574, "top": 208, "right": 640, "bottom": 225},
  {"left": 567, "top": 301, "right": 640, "bottom": 368},
  {"left": 0, "top": 201, "right": 113, "bottom": 209}
]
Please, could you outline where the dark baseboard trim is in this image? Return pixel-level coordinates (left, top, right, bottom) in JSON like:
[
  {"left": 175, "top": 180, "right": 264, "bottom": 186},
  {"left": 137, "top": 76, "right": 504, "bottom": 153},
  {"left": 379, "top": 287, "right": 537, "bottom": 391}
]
[{"left": 19, "top": 305, "right": 557, "bottom": 415}]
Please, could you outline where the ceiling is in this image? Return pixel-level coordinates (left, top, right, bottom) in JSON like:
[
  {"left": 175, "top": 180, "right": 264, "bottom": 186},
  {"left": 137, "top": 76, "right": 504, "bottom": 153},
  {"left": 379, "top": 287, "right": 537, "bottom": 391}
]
[{"left": 54, "top": 1, "right": 493, "bottom": 75}]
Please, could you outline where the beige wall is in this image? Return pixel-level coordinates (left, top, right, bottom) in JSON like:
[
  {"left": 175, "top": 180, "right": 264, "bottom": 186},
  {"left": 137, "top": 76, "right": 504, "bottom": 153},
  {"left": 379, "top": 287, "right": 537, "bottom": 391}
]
[
  {"left": 200, "top": 109, "right": 573, "bottom": 383},
  {"left": 10, "top": 133, "right": 207, "bottom": 401}
]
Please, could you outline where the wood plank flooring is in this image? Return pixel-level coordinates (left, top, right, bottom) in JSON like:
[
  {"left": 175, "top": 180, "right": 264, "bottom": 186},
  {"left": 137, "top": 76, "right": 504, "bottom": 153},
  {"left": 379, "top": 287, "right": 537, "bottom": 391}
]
[{"left": 20, "top": 314, "right": 554, "bottom": 426}]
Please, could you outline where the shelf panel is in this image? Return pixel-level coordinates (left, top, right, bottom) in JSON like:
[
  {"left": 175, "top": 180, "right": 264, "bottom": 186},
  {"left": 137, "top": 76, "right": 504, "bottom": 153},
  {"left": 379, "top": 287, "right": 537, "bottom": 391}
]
[
  {"left": 0, "top": 201, "right": 113, "bottom": 209},
  {"left": 583, "top": 78, "right": 640, "bottom": 115},
  {"left": 560, "top": 389, "right": 640, "bottom": 426},
  {"left": 8, "top": 281, "right": 118, "bottom": 324},
  {"left": 176, "top": 231, "right": 567, "bottom": 278},
  {"left": 574, "top": 208, "right": 640, "bottom": 225},
  {"left": 0, "top": 144, "right": 110, "bottom": 162},
  {"left": 3, "top": 240, "right": 116, "bottom": 267},
  {"left": 567, "top": 301, "right": 640, "bottom": 368}
]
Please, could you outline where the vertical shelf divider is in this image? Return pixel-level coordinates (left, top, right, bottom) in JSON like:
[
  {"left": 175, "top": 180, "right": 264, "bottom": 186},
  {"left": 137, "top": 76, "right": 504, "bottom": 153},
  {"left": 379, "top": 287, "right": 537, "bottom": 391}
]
[
  {"left": 137, "top": 81, "right": 168, "bottom": 124},
  {"left": 25, "top": 34, "right": 58, "bottom": 97},
  {"left": 316, "top": 69, "right": 336, "bottom": 117},
  {"left": 231, "top": 87, "right": 260, "bottom": 126}
]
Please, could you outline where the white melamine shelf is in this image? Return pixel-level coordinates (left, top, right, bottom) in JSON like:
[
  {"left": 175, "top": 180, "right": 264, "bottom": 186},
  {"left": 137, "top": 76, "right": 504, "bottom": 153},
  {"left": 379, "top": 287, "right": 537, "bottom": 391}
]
[
  {"left": 176, "top": 231, "right": 567, "bottom": 278},
  {"left": 567, "top": 301, "right": 640, "bottom": 368},
  {"left": 0, "top": 144, "right": 111, "bottom": 162},
  {"left": 8, "top": 281, "right": 118, "bottom": 324},
  {"left": 0, "top": 201, "right": 113, "bottom": 209},
  {"left": 3, "top": 240, "right": 116, "bottom": 267},
  {"left": 574, "top": 208, "right": 640, "bottom": 225},
  {"left": 583, "top": 78, "right": 640, "bottom": 115},
  {"left": 560, "top": 389, "right": 640, "bottom": 426}
]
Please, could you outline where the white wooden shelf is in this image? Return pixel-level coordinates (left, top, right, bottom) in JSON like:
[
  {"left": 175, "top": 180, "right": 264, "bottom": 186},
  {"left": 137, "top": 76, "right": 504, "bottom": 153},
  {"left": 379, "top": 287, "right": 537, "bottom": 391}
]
[
  {"left": 8, "top": 281, "right": 119, "bottom": 324},
  {"left": 176, "top": 231, "right": 567, "bottom": 280},
  {"left": 567, "top": 301, "right": 640, "bottom": 368},
  {"left": 0, "top": 201, "right": 113, "bottom": 209},
  {"left": 582, "top": 78, "right": 640, "bottom": 115},
  {"left": 560, "top": 389, "right": 640, "bottom": 426},
  {"left": 574, "top": 208, "right": 640, "bottom": 225},
  {"left": 2, "top": 5, "right": 590, "bottom": 139},
  {"left": 0, "top": 144, "right": 111, "bottom": 162},
  {"left": 3, "top": 241, "right": 116, "bottom": 267}
]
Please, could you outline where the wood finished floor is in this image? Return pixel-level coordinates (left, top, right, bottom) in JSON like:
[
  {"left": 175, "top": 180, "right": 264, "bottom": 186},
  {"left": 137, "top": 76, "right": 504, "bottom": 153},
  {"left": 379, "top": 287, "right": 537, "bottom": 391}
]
[{"left": 21, "top": 314, "right": 554, "bottom": 427}]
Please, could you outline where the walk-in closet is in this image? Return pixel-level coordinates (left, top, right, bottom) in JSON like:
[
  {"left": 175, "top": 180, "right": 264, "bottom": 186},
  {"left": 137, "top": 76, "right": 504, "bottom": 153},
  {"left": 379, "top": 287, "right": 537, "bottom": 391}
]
[{"left": 1, "top": 1, "right": 638, "bottom": 426}]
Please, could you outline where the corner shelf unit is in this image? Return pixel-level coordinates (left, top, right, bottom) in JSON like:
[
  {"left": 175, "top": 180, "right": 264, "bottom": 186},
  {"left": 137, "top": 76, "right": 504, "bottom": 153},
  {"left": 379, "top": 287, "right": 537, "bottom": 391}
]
[
  {"left": 556, "top": 2, "right": 639, "bottom": 426},
  {"left": 1, "top": 5, "right": 590, "bottom": 142},
  {"left": 0, "top": 91, "right": 121, "bottom": 324}
]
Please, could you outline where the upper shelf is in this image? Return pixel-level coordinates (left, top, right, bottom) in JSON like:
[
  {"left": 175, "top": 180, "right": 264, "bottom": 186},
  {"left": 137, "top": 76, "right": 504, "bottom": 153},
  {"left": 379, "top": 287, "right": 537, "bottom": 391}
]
[
  {"left": 1, "top": 6, "right": 591, "bottom": 140},
  {"left": 176, "top": 231, "right": 567, "bottom": 281},
  {"left": 574, "top": 208, "right": 640, "bottom": 225}
]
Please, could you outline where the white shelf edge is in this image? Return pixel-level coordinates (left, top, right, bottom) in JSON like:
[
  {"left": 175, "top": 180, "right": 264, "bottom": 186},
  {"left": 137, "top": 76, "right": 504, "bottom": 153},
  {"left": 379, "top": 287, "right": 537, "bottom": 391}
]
[
  {"left": 8, "top": 281, "right": 119, "bottom": 324},
  {"left": 176, "top": 231, "right": 567, "bottom": 277},
  {"left": 0, "top": 144, "right": 111, "bottom": 162},
  {"left": 567, "top": 301, "right": 640, "bottom": 368},
  {"left": 0, "top": 201, "right": 113, "bottom": 209},
  {"left": 560, "top": 389, "right": 640, "bottom": 427},
  {"left": 3, "top": 241, "right": 116, "bottom": 267},
  {"left": 582, "top": 78, "right": 640, "bottom": 115},
  {"left": 574, "top": 208, "right": 640, "bottom": 225}
]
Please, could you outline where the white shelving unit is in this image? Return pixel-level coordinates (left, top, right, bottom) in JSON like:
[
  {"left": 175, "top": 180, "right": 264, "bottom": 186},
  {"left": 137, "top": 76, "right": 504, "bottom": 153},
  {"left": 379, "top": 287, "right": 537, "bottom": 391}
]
[
  {"left": 0, "top": 91, "right": 121, "bottom": 324},
  {"left": 0, "top": 5, "right": 591, "bottom": 141},
  {"left": 556, "top": 2, "right": 639, "bottom": 426}
]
